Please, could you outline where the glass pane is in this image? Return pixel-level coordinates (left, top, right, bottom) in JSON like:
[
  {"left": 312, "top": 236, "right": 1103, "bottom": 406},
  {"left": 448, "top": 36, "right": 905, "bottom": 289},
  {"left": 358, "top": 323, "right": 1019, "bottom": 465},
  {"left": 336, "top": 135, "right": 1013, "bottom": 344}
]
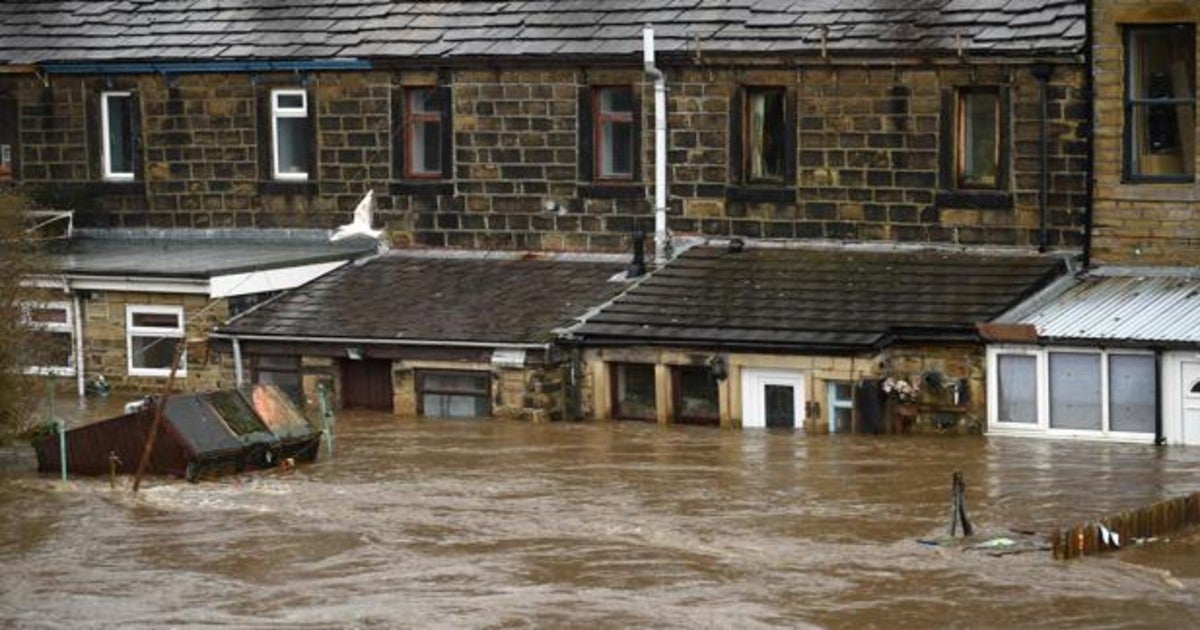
[
  {"left": 764, "top": 384, "right": 794, "bottom": 428},
  {"left": 249, "top": 384, "right": 316, "bottom": 436},
  {"left": 600, "top": 119, "right": 632, "bottom": 177},
  {"left": 409, "top": 119, "right": 441, "bottom": 174},
  {"left": 31, "top": 331, "right": 72, "bottom": 368},
  {"left": 257, "top": 355, "right": 298, "bottom": 371},
  {"left": 131, "top": 311, "right": 179, "bottom": 329},
  {"left": 276, "top": 117, "right": 308, "bottom": 175},
  {"left": 276, "top": 93, "right": 304, "bottom": 109},
  {"left": 1049, "top": 353, "right": 1102, "bottom": 430},
  {"left": 257, "top": 370, "right": 303, "bottom": 405},
  {"left": 423, "top": 372, "right": 488, "bottom": 394},
  {"left": 30, "top": 307, "right": 68, "bottom": 324},
  {"left": 106, "top": 95, "right": 133, "bottom": 175},
  {"left": 748, "top": 90, "right": 785, "bottom": 180},
  {"left": 832, "top": 382, "right": 853, "bottom": 402},
  {"left": 408, "top": 88, "right": 440, "bottom": 114},
  {"left": 676, "top": 366, "right": 718, "bottom": 422},
  {"left": 831, "top": 407, "right": 852, "bottom": 434},
  {"left": 202, "top": 390, "right": 269, "bottom": 437},
  {"left": 1128, "top": 27, "right": 1195, "bottom": 178},
  {"left": 131, "top": 335, "right": 182, "bottom": 370},
  {"left": 614, "top": 363, "right": 656, "bottom": 420},
  {"left": 422, "top": 393, "right": 488, "bottom": 419},
  {"left": 997, "top": 355, "right": 1037, "bottom": 424},
  {"left": 960, "top": 92, "right": 998, "bottom": 187},
  {"left": 1109, "top": 355, "right": 1155, "bottom": 433},
  {"left": 599, "top": 87, "right": 632, "bottom": 114}
]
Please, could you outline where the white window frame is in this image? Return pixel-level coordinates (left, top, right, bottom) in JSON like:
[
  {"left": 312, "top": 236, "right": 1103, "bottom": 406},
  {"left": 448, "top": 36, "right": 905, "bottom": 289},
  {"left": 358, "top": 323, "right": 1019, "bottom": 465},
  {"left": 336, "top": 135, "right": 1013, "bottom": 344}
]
[
  {"left": 987, "top": 345, "right": 1156, "bottom": 443},
  {"left": 22, "top": 301, "right": 75, "bottom": 376},
  {"left": 271, "top": 89, "right": 309, "bottom": 181},
  {"left": 826, "top": 380, "right": 854, "bottom": 433},
  {"left": 126, "top": 305, "right": 186, "bottom": 377},
  {"left": 100, "top": 91, "right": 134, "bottom": 181}
]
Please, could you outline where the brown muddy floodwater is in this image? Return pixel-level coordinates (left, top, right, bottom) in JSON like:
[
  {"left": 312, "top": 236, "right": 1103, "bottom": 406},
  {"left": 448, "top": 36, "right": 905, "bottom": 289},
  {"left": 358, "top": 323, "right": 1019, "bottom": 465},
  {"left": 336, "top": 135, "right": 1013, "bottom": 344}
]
[{"left": 3, "top": 401, "right": 1200, "bottom": 628}]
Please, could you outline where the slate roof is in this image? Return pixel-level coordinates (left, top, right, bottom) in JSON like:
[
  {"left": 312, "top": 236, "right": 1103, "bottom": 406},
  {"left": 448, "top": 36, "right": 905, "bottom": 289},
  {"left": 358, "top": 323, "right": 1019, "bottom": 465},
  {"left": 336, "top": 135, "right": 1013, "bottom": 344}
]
[
  {"left": 218, "top": 250, "right": 627, "bottom": 345},
  {"left": 0, "top": 1, "right": 1086, "bottom": 65},
  {"left": 997, "top": 269, "right": 1200, "bottom": 348},
  {"left": 49, "top": 229, "right": 379, "bottom": 278},
  {"left": 570, "top": 245, "right": 1067, "bottom": 352}
]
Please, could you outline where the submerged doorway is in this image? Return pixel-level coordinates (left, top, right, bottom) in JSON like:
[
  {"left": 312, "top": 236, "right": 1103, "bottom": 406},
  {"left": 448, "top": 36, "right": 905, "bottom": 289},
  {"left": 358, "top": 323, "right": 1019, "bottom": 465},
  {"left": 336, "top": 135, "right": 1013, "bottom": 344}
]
[
  {"left": 340, "top": 358, "right": 393, "bottom": 412},
  {"left": 1182, "top": 361, "right": 1200, "bottom": 445},
  {"left": 741, "top": 368, "right": 805, "bottom": 429}
]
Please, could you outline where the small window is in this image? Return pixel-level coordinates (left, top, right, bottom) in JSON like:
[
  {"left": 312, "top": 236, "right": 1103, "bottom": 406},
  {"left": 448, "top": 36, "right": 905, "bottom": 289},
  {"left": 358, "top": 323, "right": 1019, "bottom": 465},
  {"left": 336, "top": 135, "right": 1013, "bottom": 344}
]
[
  {"left": 996, "top": 354, "right": 1037, "bottom": 424},
  {"left": 744, "top": 87, "right": 786, "bottom": 181},
  {"left": 611, "top": 363, "right": 656, "bottom": 421},
  {"left": 271, "top": 89, "right": 309, "bottom": 180},
  {"left": 101, "top": 91, "right": 135, "bottom": 181},
  {"left": 126, "top": 305, "right": 185, "bottom": 377},
  {"left": 404, "top": 87, "right": 443, "bottom": 178},
  {"left": 673, "top": 365, "right": 718, "bottom": 425},
  {"left": 418, "top": 370, "right": 490, "bottom": 419},
  {"left": 956, "top": 89, "right": 1000, "bottom": 188},
  {"left": 253, "top": 355, "right": 302, "bottom": 404},
  {"left": 827, "top": 381, "right": 854, "bottom": 434},
  {"left": 0, "top": 92, "right": 16, "bottom": 182},
  {"left": 594, "top": 86, "right": 634, "bottom": 180},
  {"left": 22, "top": 302, "right": 74, "bottom": 375},
  {"left": 1125, "top": 25, "right": 1196, "bottom": 181}
]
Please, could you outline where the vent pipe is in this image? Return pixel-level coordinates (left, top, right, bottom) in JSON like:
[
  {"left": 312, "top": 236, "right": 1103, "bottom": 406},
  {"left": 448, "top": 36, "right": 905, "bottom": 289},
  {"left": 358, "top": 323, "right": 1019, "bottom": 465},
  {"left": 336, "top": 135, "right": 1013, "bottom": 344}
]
[
  {"left": 627, "top": 230, "right": 647, "bottom": 278},
  {"left": 643, "top": 26, "right": 670, "bottom": 266}
]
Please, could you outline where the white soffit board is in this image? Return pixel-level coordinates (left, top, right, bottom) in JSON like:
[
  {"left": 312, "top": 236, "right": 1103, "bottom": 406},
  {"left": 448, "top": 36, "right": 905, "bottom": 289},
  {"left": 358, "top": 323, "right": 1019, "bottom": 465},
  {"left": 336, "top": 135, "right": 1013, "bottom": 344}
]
[
  {"left": 492, "top": 348, "right": 527, "bottom": 368},
  {"left": 209, "top": 261, "right": 347, "bottom": 298}
]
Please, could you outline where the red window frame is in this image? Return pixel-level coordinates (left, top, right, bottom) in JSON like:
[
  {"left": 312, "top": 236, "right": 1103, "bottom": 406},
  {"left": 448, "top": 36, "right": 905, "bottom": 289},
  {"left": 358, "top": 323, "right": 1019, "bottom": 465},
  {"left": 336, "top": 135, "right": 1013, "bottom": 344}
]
[
  {"left": 593, "top": 86, "right": 634, "bottom": 181},
  {"left": 404, "top": 87, "right": 442, "bottom": 179}
]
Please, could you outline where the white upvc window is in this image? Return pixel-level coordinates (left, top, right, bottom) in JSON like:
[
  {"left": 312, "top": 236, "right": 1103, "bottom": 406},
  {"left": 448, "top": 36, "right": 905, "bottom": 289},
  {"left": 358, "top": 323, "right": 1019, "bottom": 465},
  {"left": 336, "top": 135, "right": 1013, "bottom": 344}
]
[
  {"left": 126, "top": 305, "right": 186, "bottom": 377},
  {"left": 271, "top": 89, "right": 309, "bottom": 181},
  {"left": 987, "top": 345, "right": 1156, "bottom": 442},
  {"left": 101, "top": 91, "right": 135, "bottom": 181},
  {"left": 22, "top": 301, "right": 75, "bottom": 376}
]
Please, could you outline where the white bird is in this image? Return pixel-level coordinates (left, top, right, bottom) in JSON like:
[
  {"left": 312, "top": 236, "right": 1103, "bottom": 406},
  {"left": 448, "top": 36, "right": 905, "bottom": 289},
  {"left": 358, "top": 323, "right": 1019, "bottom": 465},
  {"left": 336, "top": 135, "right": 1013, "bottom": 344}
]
[{"left": 331, "top": 189, "right": 383, "bottom": 242}]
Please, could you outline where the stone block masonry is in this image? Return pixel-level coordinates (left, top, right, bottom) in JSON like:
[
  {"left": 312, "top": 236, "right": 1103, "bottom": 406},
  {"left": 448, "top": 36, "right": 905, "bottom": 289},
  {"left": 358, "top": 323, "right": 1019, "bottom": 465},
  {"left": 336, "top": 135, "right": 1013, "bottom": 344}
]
[{"left": 4, "top": 58, "right": 1088, "bottom": 252}]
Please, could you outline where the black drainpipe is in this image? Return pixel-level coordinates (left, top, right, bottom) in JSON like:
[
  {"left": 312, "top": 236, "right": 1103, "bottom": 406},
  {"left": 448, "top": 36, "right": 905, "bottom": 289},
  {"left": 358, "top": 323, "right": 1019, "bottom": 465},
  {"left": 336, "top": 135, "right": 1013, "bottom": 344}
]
[
  {"left": 1081, "top": 0, "right": 1095, "bottom": 268},
  {"left": 1155, "top": 349, "right": 1165, "bottom": 445},
  {"left": 1031, "top": 63, "right": 1054, "bottom": 252}
]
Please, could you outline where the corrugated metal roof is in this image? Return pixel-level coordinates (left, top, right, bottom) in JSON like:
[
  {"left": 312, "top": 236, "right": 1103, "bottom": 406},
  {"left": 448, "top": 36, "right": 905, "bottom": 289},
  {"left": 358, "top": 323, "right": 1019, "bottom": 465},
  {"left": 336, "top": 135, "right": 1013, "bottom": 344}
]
[{"left": 1013, "top": 274, "right": 1200, "bottom": 345}]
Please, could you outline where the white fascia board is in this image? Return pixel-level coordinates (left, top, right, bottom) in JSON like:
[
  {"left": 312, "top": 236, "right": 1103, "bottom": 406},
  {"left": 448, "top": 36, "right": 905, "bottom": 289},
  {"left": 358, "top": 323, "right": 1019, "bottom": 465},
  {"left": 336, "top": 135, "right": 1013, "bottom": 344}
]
[
  {"left": 66, "top": 275, "right": 210, "bottom": 294},
  {"left": 209, "top": 260, "right": 346, "bottom": 299}
]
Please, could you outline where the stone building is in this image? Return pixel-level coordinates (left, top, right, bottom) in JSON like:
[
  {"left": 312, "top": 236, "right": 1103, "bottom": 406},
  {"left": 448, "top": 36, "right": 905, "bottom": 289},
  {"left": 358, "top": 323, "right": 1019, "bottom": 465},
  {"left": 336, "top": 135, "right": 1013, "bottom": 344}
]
[
  {"left": 986, "top": 1, "right": 1200, "bottom": 444},
  {"left": 0, "top": 1, "right": 1092, "bottom": 427}
]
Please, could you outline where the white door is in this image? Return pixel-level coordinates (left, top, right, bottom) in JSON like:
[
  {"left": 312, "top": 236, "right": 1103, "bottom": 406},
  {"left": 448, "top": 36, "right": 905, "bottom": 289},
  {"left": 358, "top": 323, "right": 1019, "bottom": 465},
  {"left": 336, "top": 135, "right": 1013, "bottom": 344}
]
[
  {"left": 741, "top": 368, "right": 805, "bottom": 429},
  {"left": 1182, "top": 362, "right": 1200, "bottom": 445}
]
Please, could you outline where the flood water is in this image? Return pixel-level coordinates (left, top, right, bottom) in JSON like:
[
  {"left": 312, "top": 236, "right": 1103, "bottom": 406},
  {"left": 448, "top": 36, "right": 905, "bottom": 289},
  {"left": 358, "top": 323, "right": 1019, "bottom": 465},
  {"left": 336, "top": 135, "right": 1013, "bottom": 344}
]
[{"left": 3, "top": 402, "right": 1200, "bottom": 627}]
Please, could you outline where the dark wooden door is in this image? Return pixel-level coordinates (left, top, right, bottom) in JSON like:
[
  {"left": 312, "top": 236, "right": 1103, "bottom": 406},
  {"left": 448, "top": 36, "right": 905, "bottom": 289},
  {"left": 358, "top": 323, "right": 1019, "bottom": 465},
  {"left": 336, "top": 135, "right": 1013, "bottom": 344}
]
[{"left": 340, "top": 359, "right": 393, "bottom": 412}]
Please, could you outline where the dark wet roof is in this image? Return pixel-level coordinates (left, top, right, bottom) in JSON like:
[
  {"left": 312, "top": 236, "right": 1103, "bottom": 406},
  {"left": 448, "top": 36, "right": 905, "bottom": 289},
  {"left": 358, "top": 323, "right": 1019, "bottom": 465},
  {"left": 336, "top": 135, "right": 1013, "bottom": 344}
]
[
  {"left": 572, "top": 245, "right": 1067, "bottom": 351},
  {"left": 0, "top": 0, "right": 1086, "bottom": 65},
  {"left": 219, "top": 251, "right": 627, "bottom": 345},
  {"left": 49, "top": 229, "right": 378, "bottom": 278}
]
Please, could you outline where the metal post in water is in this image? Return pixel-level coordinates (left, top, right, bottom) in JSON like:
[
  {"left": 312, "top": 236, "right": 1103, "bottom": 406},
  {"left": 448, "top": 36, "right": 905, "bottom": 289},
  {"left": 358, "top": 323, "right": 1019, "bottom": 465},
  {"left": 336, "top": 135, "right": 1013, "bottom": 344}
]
[
  {"left": 317, "top": 383, "right": 334, "bottom": 458},
  {"left": 48, "top": 375, "right": 67, "bottom": 482}
]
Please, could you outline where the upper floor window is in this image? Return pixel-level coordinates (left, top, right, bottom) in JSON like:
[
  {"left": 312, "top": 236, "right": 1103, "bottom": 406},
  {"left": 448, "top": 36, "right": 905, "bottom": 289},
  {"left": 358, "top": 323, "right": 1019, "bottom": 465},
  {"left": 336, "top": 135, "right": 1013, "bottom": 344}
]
[
  {"left": 101, "top": 91, "right": 135, "bottom": 181},
  {"left": 404, "top": 87, "right": 443, "bottom": 178},
  {"left": 0, "top": 91, "right": 15, "bottom": 182},
  {"left": 271, "top": 89, "right": 310, "bottom": 180},
  {"left": 744, "top": 87, "right": 786, "bottom": 182},
  {"left": 956, "top": 89, "right": 1000, "bottom": 189},
  {"left": 594, "top": 86, "right": 634, "bottom": 180},
  {"left": 1125, "top": 24, "right": 1196, "bottom": 182}
]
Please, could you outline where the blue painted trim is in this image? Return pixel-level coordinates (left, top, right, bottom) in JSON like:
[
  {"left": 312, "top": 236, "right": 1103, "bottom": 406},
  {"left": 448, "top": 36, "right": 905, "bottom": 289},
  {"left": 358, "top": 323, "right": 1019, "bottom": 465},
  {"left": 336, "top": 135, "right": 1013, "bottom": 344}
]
[{"left": 40, "top": 59, "right": 372, "bottom": 75}]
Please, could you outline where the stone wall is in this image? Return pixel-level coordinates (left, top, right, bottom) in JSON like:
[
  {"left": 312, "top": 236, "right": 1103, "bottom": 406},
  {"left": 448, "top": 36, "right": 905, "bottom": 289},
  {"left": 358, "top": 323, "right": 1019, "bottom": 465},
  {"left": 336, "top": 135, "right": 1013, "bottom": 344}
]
[
  {"left": 1091, "top": 1, "right": 1200, "bottom": 265},
  {"left": 78, "top": 290, "right": 229, "bottom": 394},
  {"left": 4, "top": 58, "right": 1087, "bottom": 252}
]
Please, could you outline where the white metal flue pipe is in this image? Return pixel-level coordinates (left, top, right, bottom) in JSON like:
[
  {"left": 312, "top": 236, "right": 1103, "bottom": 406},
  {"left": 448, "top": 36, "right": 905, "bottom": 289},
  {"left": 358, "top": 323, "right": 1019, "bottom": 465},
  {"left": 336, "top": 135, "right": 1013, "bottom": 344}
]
[{"left": 643, "top": 26, "right": 669, "bottom": 266}]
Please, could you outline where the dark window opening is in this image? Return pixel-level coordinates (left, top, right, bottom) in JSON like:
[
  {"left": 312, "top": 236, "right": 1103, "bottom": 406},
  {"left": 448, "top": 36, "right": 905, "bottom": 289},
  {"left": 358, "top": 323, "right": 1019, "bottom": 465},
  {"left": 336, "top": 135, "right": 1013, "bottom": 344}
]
[
  {"left": 102, "top": 92, "right": 135, "bottom": 180},
  {"left": 1125, "top": 25, "right": 1196, "bottom": 181},
  {"left": 253, "top": 355, "right": 303, "bottom": 404},
  {"left": 611, "top": 363, "right": 656, "bottom": 421},
  {"left": 744, "top": 88, "right": 786, "bottom": 182},
  {"left": 594, "top": 86, "right": 634, "bottom": 180},
  {"left": 405, "top": 87, "right": 443, "bottom": 178},
  {"left": 956, "top": 90, "right": 1000, "bottom": 188},
  {"left": 673, "top": 365, "right": 719, "bottom": 425}
]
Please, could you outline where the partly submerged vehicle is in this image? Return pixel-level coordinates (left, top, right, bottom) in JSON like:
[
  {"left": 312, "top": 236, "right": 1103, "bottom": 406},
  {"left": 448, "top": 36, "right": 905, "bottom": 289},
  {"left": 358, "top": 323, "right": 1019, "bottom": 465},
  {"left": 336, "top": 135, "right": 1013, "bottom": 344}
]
[{"left": 33, "top": 385, "right": 323, "bottom": 482}]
